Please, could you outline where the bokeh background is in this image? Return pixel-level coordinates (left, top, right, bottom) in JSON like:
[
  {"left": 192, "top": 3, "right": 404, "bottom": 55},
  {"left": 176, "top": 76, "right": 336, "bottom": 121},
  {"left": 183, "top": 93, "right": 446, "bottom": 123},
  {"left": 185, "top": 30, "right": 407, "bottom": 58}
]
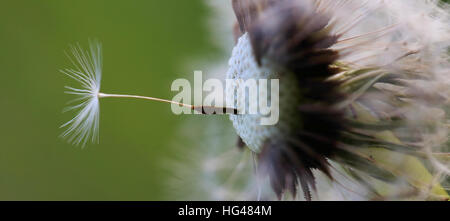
[{"left": 0, "top": 0, "right": 229, "bottom": 200}]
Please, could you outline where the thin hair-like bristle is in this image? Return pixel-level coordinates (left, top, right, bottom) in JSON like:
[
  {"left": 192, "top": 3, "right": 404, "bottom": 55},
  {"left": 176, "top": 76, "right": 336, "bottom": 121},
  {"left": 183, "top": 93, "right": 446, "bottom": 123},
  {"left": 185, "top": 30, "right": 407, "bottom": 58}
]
[{"left": 60, "top": 40, "right": 102, "bottom": 147}]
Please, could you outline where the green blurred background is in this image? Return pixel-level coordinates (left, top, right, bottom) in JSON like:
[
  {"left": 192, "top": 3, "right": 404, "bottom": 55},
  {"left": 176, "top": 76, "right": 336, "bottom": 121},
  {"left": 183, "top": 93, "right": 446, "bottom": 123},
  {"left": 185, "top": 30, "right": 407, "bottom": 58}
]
[{"left": 0, "top": 0, "right": 224, "bottom": 200}]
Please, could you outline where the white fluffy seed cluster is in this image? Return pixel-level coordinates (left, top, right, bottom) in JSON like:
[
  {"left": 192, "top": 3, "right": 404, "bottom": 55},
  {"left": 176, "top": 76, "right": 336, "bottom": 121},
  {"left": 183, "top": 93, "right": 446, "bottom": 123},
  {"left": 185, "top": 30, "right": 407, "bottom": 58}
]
[{"left": 226, "top": 34, "right": 302, "bottom": 153}]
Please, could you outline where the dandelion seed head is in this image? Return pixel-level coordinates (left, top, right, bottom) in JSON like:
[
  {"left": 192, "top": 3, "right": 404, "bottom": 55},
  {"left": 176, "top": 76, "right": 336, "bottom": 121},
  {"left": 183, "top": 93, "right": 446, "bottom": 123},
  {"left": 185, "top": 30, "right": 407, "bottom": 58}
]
[
  {"left": 168, "top": 0, "right": 450, "bottom": 200},
  {"left": 60, "top": 40, "right": 102, "bottom": 147}
]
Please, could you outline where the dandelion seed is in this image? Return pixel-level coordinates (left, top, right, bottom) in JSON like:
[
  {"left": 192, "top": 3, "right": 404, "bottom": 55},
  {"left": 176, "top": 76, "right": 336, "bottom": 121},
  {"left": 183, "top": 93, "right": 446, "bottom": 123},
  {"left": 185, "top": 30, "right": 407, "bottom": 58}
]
[{"left": 60, "top": 41, "right": 236, "bottom": 147}]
